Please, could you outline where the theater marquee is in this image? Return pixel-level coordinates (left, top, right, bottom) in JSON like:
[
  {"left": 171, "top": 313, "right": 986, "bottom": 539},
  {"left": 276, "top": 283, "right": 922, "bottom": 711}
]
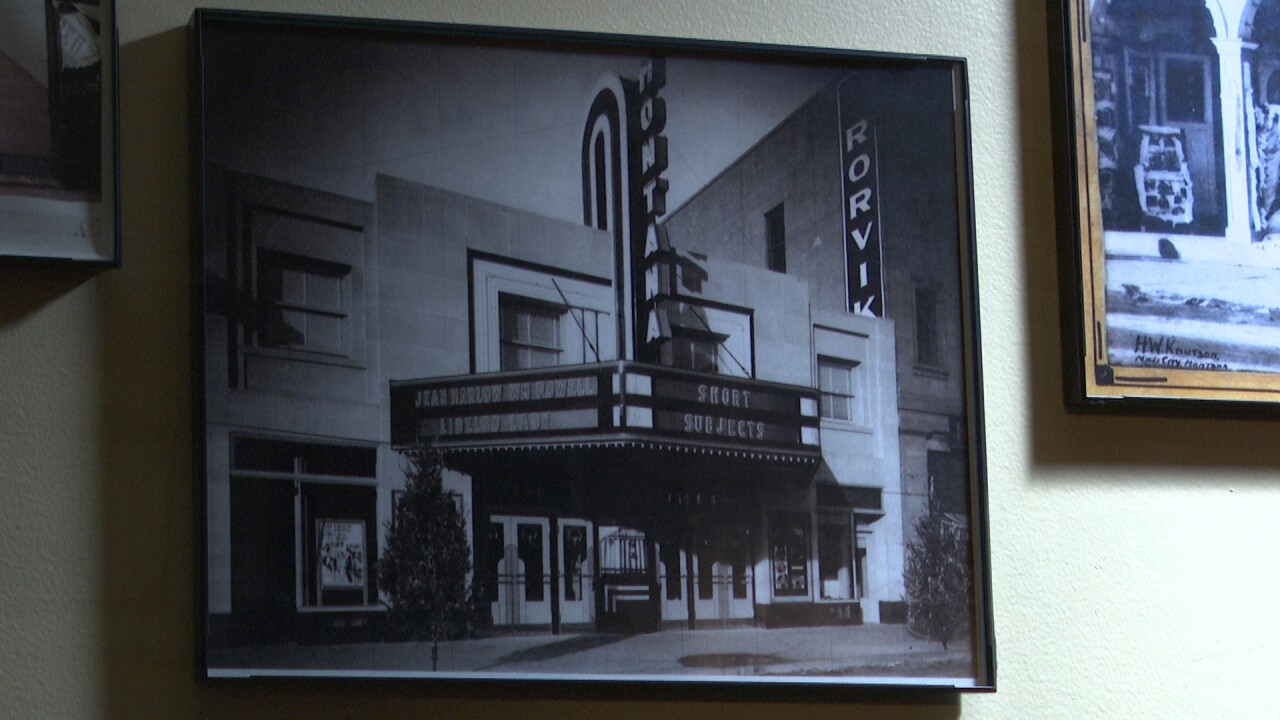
[{"left": 390, "top": 362, "right": 820, "bottom": 457}]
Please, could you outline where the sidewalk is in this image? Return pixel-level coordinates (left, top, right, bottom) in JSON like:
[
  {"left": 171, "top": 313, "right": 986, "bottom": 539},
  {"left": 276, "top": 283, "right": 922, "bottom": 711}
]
[{"left": 209, "top": 623, "right": 974, "bottom": 683}]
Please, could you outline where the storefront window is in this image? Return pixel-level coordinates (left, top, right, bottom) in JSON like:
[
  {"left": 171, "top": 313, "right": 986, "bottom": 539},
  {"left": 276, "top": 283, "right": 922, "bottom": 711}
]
[
  {"left": 769, "top": 513, "right": 810, "bottom": 597},
  {"left": 230, "top": 437, "right": 377, "bottom": 612}
]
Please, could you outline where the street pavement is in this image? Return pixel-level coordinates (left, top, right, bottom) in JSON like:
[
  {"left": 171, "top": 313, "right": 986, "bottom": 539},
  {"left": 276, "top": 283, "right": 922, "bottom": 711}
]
[
  {"left": 1103, "top": 245, "right": 1280, "bottom": 372},
  {"left": 208, "top": 623, "right": 975, "bottom": 685}
]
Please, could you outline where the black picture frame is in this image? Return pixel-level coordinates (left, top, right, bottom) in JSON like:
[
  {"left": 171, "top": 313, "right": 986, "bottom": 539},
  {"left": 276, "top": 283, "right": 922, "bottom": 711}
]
[
  {"left": 1050, "top": 0, "right": 1280, "bottom": 413},
  {"left": 0, "top": 0, "right": 120, "bottom": 267},
  {"left": 191, "top": 9, "right": 993, "bottom": 692}
]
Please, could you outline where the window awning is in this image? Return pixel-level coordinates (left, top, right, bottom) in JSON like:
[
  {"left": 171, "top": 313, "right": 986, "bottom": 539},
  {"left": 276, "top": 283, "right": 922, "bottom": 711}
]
[{"left": 816, "top": 481, "right": 885, "bottom": 523}]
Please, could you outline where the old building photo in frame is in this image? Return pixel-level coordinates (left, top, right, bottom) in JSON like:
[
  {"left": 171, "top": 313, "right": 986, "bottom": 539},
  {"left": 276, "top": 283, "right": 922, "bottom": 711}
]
[
  {"left": 1053, "top": 0, "right": 1280, "bottom": 410},
  {"left": 192, "top": 10, "right": 993, "bottom": 691},
  {"left": 0, "top": 0, "right": 118, "bottom": 265}
]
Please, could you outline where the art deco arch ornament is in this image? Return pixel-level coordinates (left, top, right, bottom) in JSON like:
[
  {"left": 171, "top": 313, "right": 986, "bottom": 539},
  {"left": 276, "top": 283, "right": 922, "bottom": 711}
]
[{"left": 191, "top": 8, "right": 993, "bottom": 693}]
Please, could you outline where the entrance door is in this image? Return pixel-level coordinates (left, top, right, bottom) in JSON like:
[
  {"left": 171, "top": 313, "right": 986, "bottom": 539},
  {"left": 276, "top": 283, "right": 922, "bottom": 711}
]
[
  {"left": 489, "top": 515, "right": 551, "bottom": 627},
  {"left": 692, "top": 526, "right": 753, "bottom": 625},
  {"left": 558, "top": 519, "right": 594, "bottom": 627},
  {"left": 230, "top": 476, "right": 296, "bottom": 644},
  {"left": 1158, "top": 53, "right": 1218, "bottom": 219}
]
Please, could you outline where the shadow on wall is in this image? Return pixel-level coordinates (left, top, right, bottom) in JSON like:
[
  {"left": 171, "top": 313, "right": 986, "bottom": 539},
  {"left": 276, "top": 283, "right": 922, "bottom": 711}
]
[{"left": 0, "top": 266, "right": 96, "bottom": 327}]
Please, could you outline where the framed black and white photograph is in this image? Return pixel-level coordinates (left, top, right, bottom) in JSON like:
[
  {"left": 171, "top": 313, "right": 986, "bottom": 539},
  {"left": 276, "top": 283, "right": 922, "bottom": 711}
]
[
  {"left": 1051, "top": 0, "right": 1280, "bottom": 411},
  {"left": 192, "top": 9, "right": 993, "bottom": 691},
  {"left": 0, "top": 0, "right": 118, "bottom": 266}
]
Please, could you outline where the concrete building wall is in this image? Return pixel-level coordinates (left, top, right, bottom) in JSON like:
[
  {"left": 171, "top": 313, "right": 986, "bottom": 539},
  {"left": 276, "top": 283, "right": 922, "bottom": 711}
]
[{"left": 662, "top": 87, "right": 848, "bottom": 315}]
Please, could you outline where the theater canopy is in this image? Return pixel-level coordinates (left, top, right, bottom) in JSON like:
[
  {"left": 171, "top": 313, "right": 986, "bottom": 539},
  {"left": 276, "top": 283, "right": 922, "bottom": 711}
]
[{"left": 390, "top": 361, "right": 821, "bottom": 464}]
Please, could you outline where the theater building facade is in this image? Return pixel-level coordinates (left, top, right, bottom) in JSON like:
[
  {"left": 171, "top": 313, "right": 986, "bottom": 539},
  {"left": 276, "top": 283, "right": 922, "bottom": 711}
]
[{"left": 202, "top": 51, "right": 970, "bottom": 645}]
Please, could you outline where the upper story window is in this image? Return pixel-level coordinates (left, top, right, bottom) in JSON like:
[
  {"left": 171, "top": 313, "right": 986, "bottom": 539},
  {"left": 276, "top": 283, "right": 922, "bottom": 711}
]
[
  {"left": 671, "top": 326, "right": 726, "bottom": 374},
  {"left": 812, "top": 318, "right": 876, "bottom": 430},
  {"left": 914, "top": 286, "right": 940, "bottom": 367},
  {"left": 256, "top": 249, "right": 351, "bottom": 356},
  {"left": 818, "top": 356, "right": 860, "bottom": 422},
  {"left": 500, "top": 295, "right": 564, "bottom": 371},
  {"left": 471, "top": 254, "right": 615, "bottom": 374},
  {"left": 666, "top": 302, "right": 753, "bottom": 378},
  {"left": 216, "top": 173, "right": 372, "bottom": 390},
  {"left": 765, "top": 203, "right": 786, "bottom": 273}
]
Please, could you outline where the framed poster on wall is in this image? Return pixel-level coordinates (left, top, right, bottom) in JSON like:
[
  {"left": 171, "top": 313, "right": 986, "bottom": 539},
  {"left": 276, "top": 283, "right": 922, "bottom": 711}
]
[
  {"left": 1050, "top": 0, "right": 1280, "bottom": 412},
  {"left": 0, "top": 0, "right": 119, "bottom": 266},
  {"left": 192, "top": 9, "right": 994, "bottom": 692}
]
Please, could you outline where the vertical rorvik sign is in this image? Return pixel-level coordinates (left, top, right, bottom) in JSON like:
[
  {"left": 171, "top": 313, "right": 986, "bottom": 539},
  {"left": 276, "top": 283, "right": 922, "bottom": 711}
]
[
  {"left": 838, "top": 81, "right": 884, "bottom": 318},
  {"left": 631, "top": 58, "right": 671, "bottom": 363}
]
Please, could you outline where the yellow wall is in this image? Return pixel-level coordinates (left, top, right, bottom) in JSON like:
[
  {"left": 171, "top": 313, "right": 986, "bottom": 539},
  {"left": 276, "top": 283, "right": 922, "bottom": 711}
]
[{"left": 3, "top": 0, "right": 1278, "bottom": 717}]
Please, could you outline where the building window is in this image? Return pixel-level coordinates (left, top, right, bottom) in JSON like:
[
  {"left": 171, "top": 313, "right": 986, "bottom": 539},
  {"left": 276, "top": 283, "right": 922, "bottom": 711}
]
[
  {"left": 256, "top": 249, "right": 351, "bottom": 356},
  {"left": 769, "top": 513, "right": 810, "bottom": 598},
  {"left": 765, "top": 203, "right": 786, "bottom": 273},
  {"left": 230, "top": 437, "right": 377, "bottom": 611},
  {"left": 500, "top": 295, "right": 564, "bottom": 370},
  {"left": 672, "top": 326, "right": 727, "bottom": 374},
  {"left": 473, "top": 257, "right": 615, "bottom": 373},
  {"left": 914, "top": 286, "right": 940, "bottom": 367},
  {"left": 1161, "top": 55, "right": 1208, "bottom": 123},
  {"left": 818, "top": 356, "right": 860, "bottom": 422}
]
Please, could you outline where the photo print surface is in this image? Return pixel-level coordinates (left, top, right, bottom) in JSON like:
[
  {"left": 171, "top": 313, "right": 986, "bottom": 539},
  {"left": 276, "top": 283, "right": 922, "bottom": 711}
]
[
  {"left": 0, "top": 0, "right": 116, "bottom": 263},
  {"left": 193, "top": 11, "right": 992, "bottom": 690}
]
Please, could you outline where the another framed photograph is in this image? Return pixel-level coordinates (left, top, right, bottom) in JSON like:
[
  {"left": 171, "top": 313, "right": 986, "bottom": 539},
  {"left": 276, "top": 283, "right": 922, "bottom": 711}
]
[
  {"left": 0, "top": 0, "right": 119, "bottom": 266},
  {"left": 1051, "top": 0, "right": 1280, "bottom": 411},
  {"left": 192, "top": 9, "right": 994, "bottom": 691}
]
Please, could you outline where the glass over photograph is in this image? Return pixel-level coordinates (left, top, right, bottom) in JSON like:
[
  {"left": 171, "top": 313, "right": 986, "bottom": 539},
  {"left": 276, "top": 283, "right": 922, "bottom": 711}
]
[
  {"left": 193, "top": 11, "right": 992, "bottom": 690},
  {"left": 0, "top": 0, "right": 116, "bottom": 263},
  {"left": 1063, "top": 0, "right": 1280, "bottom": 406}
]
